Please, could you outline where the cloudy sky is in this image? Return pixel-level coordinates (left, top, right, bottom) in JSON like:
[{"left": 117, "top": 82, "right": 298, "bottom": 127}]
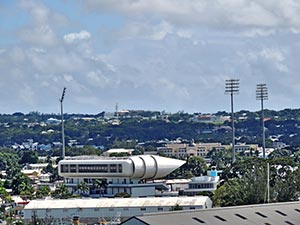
[{"left": 1, "top": 0, "right": 300, "bottom": 114}]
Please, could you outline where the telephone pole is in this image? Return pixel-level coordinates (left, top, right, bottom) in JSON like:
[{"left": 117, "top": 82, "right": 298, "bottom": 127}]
[{"left": 225, "top": 79, "right": 239, "bottom": 164}]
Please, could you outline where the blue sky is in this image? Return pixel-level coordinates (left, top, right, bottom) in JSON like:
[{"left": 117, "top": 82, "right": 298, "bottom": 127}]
[{"left": 1, "top": 0, "right": 300, "bottom": 114}]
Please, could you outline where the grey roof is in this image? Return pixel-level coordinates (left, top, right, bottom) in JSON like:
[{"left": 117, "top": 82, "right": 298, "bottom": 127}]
[{"left": 121, "top": 201, "right": 300, "bottom": 225}]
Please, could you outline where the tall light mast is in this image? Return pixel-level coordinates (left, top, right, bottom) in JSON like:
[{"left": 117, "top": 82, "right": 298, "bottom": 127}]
[
  {"left": 225, "top": 79, "right": 239, "bottom": 164},
  {"left": 256, "top": 84, "right": 268, "bottom": 158},
  {"left": 59, "top": 87, "right": 66, "bottom": 159}
]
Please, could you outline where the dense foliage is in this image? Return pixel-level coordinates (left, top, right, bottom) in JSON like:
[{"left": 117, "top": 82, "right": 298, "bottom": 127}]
[
  {"left": 0, "top": 109, "right": 300, "bottom": 209},
  {"left": 212, "top": 154, "right": 300, "bottom": 206},
  {"left": 1, "top": 109, "right": 300, "bottom": 151}
]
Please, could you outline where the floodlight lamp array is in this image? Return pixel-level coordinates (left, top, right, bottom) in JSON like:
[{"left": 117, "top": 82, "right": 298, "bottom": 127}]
[
  {"left": 60, "top": 87, "right": 67, "bottom": 102},
  {"left": 256, "top": 84, "right": 268, "bottom": 100},
  {"left": 225, "top": 79, "right": 240, "bottom": 94}
]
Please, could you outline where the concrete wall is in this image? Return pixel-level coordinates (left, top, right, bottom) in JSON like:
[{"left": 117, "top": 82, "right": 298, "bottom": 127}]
[{"left": 131, "top": 186, "right": 155, "bottom": 197}]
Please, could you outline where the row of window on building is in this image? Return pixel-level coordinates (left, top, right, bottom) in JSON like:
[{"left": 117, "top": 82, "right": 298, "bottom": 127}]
[
  {"left": 157, "top": 143, "right": 259, "bottom": 158},
  {"left": 189, "top": 183, "right": 214, "bottom": 189},
  {"left": 52, "top": 206, "right": 198, "bottom": 213},
  {"left": 61, "top": 164, "right": 123, "bottom": 173}
]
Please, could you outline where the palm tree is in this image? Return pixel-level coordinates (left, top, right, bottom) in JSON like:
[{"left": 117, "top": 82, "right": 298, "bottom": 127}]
[
  {"left": 0, "top": 186, "right": 10, "bottom": 204},
  {"left": 100, "top": 179, "right": 108, "bottom": 196},
  {"left": 76, "top": 181, "right": 90, "bottom": 197},
  {"left": 11, "top": 173, "right": 29, "bottom": 194},
  {"left": 51, "top": 184, "right": 70, "bottom": 199},
  {"left": 91, "top": 179, "right": 107, "bottom": 197},
  {"left": 35, "top": 186, "right": 51, "bottom": 199},
  {"left": 19, "top": 182, "right": 34, "bottom": 201}
]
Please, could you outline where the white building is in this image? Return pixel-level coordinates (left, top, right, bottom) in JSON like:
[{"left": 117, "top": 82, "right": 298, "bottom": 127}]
[
  {"left": 157, "top": 143, "right": 225, "bottom": 158},
  {"left": 102, "top": 148, "right": 134, "bottom": 157},
  {"left": 182, "top": 168, "right": 221, "bottom": 196},
  {"left": 234, "top": 143, "right": 258, "bottom": 153},
  {"left": 59, "top": 155, "right": 185, "bottom": 180},
  {"left": 23, "top": 196, "right": 212, "bottom": 224},
  {"left": 58, "top": 155, "right": 186, "bottom": 197},
  {"left": 272, "top": 141, "right": 289, "bottom": 150},
  {"left": 183, "top": 176, "right": 220, "bottom": 196}
]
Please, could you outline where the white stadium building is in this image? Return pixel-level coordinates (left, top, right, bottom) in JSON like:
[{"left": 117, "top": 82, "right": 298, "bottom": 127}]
[
  {"left": 58, "top": 155, "right": 186, "bottom": 197},
  {"left": 59, "top": 155, "right": 185, "bottom": 180}
]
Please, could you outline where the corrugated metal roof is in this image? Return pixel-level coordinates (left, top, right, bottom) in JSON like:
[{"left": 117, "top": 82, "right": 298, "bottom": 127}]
[
  {"left": 25, "top": 196, "right": 209, "bottom": 210},
  {"left": 122, "top": 201, "right": 300, "bottom": 225}
]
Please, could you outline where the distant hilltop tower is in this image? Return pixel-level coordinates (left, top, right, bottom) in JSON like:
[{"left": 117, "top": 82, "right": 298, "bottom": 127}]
[{"left": 115, "top": 102, "right": 119, "bottom": 119}]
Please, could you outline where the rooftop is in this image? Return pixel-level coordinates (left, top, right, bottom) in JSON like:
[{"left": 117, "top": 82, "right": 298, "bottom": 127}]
[
  {"left": 24, "top": 196, "right": 210, "bottom": 209},
  {"left": 122, "top": 201, "right": 300, "bottom": 225}
]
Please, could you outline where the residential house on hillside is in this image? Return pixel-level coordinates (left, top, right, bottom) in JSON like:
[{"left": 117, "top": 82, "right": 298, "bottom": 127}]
[
  {"left": 157, "top": 142, "right": 225, "bottom": 158},
  {"left": 192, "top": 114, "right": 229, "bottom": 124}
]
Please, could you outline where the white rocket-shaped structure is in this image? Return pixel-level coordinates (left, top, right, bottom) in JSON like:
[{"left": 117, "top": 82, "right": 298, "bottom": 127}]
[{"left": 59, "top": 155, "right": 186, "bottom": 180}]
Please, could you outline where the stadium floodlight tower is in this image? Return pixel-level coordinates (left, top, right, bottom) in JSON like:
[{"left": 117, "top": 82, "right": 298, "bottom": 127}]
[
  {"left": 59, "top": 87, "right": 66, "bottom": 159},
  {"left": 256, "top": 84, "right": 268, "bottom": 158},
  {"left": 225, "top": 79, "right": 239, "bottom": 164}
]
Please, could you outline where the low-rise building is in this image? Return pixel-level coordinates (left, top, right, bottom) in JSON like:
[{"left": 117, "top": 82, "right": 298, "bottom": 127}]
[
  {"left": 183, "top": 176, "right": 220, "bottom": 196},
  {"left": 272, "top": 141, "right": 289, "bottom": 150},
  {"left": 157, "top": 142, "right": 225, "bottom": 158},
  {"left": 24, "top": 196, "right": 212, "bottom": 224},
  {"left": 59, "top": 155, "right": 186, "bottom": 197},
  {"left": 235, "top": 143, "right": 259, "bottom": 153},
  {"left": 183, "top": 169, "right": 220, "bottom": 196},
  {"left": 21, "top": 163, "right": 52, "bottom": 184},
  {"left": 103, "top": 148, "right": 134, "bottom": 157}
]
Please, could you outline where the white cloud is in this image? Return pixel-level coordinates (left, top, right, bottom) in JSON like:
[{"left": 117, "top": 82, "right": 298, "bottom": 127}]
[
  {"left": 63, "top": 74, "right": 74, "bottom": 82},
  {"left": 0, "top": 1, "right": 117, "bottom": 113},
  {"left": 19, "top": 84, "right": 36, "bottom": 106},
  {"left": 83, "top": 0, "right": 300, "bottom": 28},
  {"left": 19, "top": 0, "right": 50, "bottom": 25},
  {"left": 259, "top": 48, "right": 285, "bottom": 62},
  {"left": 177, "top": 30, "right": 192, "bottom": 39},
  {"left": 117, "top": 21, "right": 173, "bottom": 41},
  {"left": 19, "top": 0, "right": 68, "bottom": 26},
  {"left": 75, "top": 96, "right": 100, "bottom": 106},
  {"left": 150, "top": 21, "right": 173, "bottom": 40},
  {"left": 155, "top": 78, "right": 190, "bottom": 100},
  {"left": 63, "top": 30, "right": 91, "bottom": 43},
  {"left": 277, "top": 64, "right": 289, "bottom": 73},
  {"left": 19, "top": 25, "right": 58, "bottom": 46},
  {"left": 2, "top": 0, "right": 300, "bottom": 113},
  {"left": 241, "top": 28, "right": 276, "bottom": 37},
  {"left": 290, "top": 28, "right": 300, "bottom": 34},
  {"left": 86, "top": 70, "right": 110, "bottom": 88},
  {"left": 243, "top": 47, "right": 288, "bottom": 73},
  {"left": 17, "top": 0, "right": 67, "bottom": 46},
  {"left": 9, "top": 47, "right": 26, "bottom": 63}
]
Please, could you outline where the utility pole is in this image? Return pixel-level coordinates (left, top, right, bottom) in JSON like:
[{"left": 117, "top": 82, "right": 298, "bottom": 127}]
[
  {"left": 225, "top": 79, "right": 239, "bottom": 164},
  {"left": 267, "top": 162, "right": 270, "bottom": 203},
  {"left": 59, "top": 87, "right": 66, "bottom": 159},
  {"left": 256, "top": 84, "right": 268, "bottom": 158}
]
